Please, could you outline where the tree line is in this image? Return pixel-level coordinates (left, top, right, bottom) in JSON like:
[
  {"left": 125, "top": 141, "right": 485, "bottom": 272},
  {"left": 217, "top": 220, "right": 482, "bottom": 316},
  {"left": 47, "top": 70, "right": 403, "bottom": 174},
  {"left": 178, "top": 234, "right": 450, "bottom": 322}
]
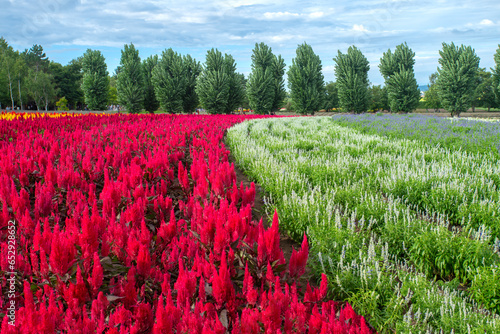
[{"left": 1, "top": 37, "right": 500, "bottom": 116}]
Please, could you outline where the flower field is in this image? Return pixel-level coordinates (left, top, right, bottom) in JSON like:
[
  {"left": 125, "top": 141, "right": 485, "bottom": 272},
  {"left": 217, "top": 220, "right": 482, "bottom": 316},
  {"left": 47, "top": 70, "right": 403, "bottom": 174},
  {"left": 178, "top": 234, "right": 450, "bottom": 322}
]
[
  {"left": 330, "top": 114, "right": 500, "bottom": 158},
  {"left": 0, "top": 113, "right": 373, "bottom": 333},
  {"left": 227, "top": 116, "right": 500, "bottom": 333}
]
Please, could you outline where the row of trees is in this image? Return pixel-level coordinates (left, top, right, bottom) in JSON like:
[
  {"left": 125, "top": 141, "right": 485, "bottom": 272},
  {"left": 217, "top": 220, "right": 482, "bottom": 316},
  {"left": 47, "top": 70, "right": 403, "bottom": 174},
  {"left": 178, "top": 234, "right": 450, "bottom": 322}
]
[
  {"left": 2, "top": 37, "right": 500, "bottom": 115},
  {"left": 76, "top": 42, "right": 500, "bottom": 116}
]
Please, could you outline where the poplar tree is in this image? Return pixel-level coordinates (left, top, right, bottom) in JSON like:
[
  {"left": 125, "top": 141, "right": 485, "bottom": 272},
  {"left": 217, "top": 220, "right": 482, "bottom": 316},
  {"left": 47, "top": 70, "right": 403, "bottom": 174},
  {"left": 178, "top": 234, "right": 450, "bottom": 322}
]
[
  {"left": 247, "top": 43, "right": 275, "bottom": 114},
  {"left": 379, "top": 42, "right": 420, "bottom": 113},
  {"left": 288, "top": 43, "right": 325, "bottom": 115},
  {"left": 271, "top": 55, "right": 286, "bottom": 112},
  {"left": 142, "top": 55, "right": 159, "bottom": 113},
  {"left": 182, "top": 54, "right": 201, "bottom": 113},
  {"left": 334, "top": 46, "right": 370, "bottom": 113},
  {"left": 436, "top": 42, "right": 480, "bottom": 117},
  {"left": 117, "top": 43, "right": 144, "bottom": 113},
  {"left": 81, "top": 49, "right": 109, "bottom": 111},
  {"left": 196, "top": 48, "right": 244, "bottom": 114},
  {"left": 152, "top": 48, "right": 186, "bottom": 113},
  {"left": 223, "top": 54, "right": 245, "bottom": 114},
  {"left": 247, "top": 43, "right": 286, "bottom": 114}
]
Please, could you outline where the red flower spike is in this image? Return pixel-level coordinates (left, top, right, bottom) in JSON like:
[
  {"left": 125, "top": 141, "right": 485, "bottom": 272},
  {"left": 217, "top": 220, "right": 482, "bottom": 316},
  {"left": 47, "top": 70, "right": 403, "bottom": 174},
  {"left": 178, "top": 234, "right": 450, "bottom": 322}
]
[
  {"left": 136, "top": 244, "right": 151, "bottom": 278},
  {"left": 243, "top": 263, "right": 258, "bottom": 306},
  {"left": 91, "top": 252, "right": 103, "bottom": 296},
  {"left": 199, "top": 276, "right": 206, "bottom": 303},
  {"left": 288, "top": 233, "right": 309, "bottom": 279},
  {"left": 319, "top": 273, "right": 328, "bottom": 300},
  {"left": 266, "top": 261, "right": 275, "bottom": 285}
]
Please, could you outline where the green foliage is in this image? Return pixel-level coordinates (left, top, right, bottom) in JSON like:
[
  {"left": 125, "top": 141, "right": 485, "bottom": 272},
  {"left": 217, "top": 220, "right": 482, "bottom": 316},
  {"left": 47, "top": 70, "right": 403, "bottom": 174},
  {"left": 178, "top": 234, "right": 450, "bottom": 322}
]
[
  {"left": 117, "top": 43, "right": 144, "bottom": 113},
  {"left": 368, "top": 85, "right": 389, "bottom": 111},
  {"left": 247, "top": 43, "right": 276, "bottom": 114},
  {"left": 379, "top": 42, "right": 415, "bottom": 81},
  {"left": 81, "top": 49, "right": 109, "bottom": 111},
  {"left": 182, "top": 54, "right": 201, "bottom": 113},
  {"left": 247, "top": 43, "right": 286, "bottom": 114},
  {"left": 437, "top": 42, "right": 480, "bottom": 117},
  {"left": 492, "top": 45, "right": 500, "bottom": 107},
  {"left": 288, "top": 43, "right": 325, "bottom": 115},
  {"left": 247, "top": 66, "right": 274, "bottom": 114},
  {"left": 324, "top": 82, "right": 340, "bottom": 111},
  {"left": 425, "top": 72, "right": 442, "bottom": 111},
  {"left": 26, "top": 69, "right": 56, "bottom": 111},
  {"left": 386, "top": 69, "right": 420, "bottom": 112},
  {"left": 196, "top": 48, "right": 244, "bottom": 114},
  {"left": 196, "top": 49, "right": 228, "bottom": 114},
  {"left": 222, "top": 54, "right": 245, "bottom": 114},
  {"left": 271, "top": 55, "right": 286, "bottom": 112},
  {"left": 108, "top": 85, "right": 118, "bottom": 106},
  {"left": 409, "top": 228, "right": 499, "bottom": 282},
  {"left": 470, "top": 266, "right": 500, "bottom": 314},
  {"left": 24, "top": 44, "right": 49, "bottom": 73},
  {"left": 152, "top": 48, "right": 186, "bottom": 113},
  {"left": 379, "top": 42, "right": 419, "bottom": 113},
  {"left": 0, "top": 37, "right": 17, "bottom": 108},
  {"left": 64, "top": 59, "right": 84, "bottom": 108},
  {"left": 56, "top": 96, "right": 69, "bottom": 111},
  {"left": 142, "top": 55, "right": 159, "bottom": 113},
  {"left": 50, "top": 59, "right": 84, "bottom": 109},
  {"left": 333, "top": 46, "right": 370, "bottom": 113},
  {"left": 473, "top": 68, "right": 497, "bottom": 111}
]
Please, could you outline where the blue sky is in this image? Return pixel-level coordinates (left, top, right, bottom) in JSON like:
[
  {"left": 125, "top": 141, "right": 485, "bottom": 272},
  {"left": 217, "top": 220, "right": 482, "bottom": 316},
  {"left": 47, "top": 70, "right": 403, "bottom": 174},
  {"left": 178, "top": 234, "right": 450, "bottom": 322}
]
[{"left": 1, "top": 0, "right": 499, "bottom": 86}]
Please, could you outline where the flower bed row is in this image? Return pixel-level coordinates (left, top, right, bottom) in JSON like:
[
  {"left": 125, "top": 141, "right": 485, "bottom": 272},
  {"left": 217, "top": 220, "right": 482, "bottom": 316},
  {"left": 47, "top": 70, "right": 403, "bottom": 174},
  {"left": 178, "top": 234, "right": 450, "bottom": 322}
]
[{"left": 0, "top": 114, "right": 372, "bottom": 333}]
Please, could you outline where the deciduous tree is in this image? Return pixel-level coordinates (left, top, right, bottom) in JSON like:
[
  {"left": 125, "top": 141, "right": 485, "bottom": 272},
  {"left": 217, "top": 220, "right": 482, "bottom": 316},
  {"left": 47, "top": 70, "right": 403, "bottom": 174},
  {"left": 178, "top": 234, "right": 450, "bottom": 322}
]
[
  {"left": 182, "top": 54, "right": 201, "bottom": 113},
  {"left": 196, "top": 49, "right": 244, "bottom": 114},
  {"left": 247, "top": 43, "right": 286, "bottom": 114},
  {"left": 288, "top": 43, "right": 325, "bottom": 115},
  {"left": 334, "top": 46, "right": 369, "bottom": 113},
  {"left": 436, "top": 42, "right": 480, "bottom": 117},
  {"left": 247, "top": 43, "right": 275, "bottom": 114},
  {"left": 379, "top": 42, "right": 420, "bottom": 113},
  {"left": 425, "top": 72, "right": 442, "bottom": 112},
  {"left": 368, "top": 85, "right": 389, "bottom": 112},
  {"left": 492, "top": 45, "right": 500, "bottom": 107},
  {"left": 0, "top": 38, "right": 16, "bottom": 109},
  {"left": 152, "top": 48, "right": 186, "bottom": 113},
  {"left": 81, "top": 49, "right": 109, "bottom": 111},
  {"left": 117, "top": 43, "right": 144, "bottom": 113},
  {"left": 324, "top": 82, "right": 340, "bottom": 111},
  {"left": 142, "top": 55, "right": 159, "bottom": 113}
]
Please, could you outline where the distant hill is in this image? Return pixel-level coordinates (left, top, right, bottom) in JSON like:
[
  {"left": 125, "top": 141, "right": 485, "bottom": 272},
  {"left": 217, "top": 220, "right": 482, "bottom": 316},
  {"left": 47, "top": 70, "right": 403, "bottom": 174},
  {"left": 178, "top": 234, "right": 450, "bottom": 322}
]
[{"left": 419, "top": 85, "right": 429, "bottom": 92}]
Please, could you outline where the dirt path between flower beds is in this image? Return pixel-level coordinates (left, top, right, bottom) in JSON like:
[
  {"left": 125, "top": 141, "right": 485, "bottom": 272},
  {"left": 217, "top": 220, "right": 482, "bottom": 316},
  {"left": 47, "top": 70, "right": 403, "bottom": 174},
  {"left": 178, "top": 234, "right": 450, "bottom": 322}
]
[{"left": 226, "top": 144, "right": 316, "bottom": 289}]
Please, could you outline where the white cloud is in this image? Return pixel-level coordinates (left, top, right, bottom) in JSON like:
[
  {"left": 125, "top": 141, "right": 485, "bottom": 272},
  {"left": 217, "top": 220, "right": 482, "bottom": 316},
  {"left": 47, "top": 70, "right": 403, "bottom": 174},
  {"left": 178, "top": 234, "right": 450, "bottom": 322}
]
[
  {"left": 262, "top": 10, "right": 328, "bottom": 21},
  {"left": 263, "top": 11, "right": 300, "bottom": 20},
  {"left": 308, "top": 11, "right": 325, "bottom": 19},
  {"left": 479, "top": 19, "right": 495, "bottom": 26},
  {"left": 322, "top": 65, "right": 336, "bottom": 73},
  {"left": 352, "top": 24, "right": 369, "bottom": 32},
  {"left": 270, "top": 34, "right": 296, "bottom": 42}
]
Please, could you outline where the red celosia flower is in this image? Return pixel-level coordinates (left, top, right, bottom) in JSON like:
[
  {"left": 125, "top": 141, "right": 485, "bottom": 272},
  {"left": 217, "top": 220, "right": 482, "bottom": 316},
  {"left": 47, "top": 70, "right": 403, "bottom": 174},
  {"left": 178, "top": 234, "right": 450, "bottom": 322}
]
[
  {"left": 288, "top": 233, "right": 309, "bottom": 279},
  {"left": 90, "top": 252, "right": 103, "bottom": 296}
]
